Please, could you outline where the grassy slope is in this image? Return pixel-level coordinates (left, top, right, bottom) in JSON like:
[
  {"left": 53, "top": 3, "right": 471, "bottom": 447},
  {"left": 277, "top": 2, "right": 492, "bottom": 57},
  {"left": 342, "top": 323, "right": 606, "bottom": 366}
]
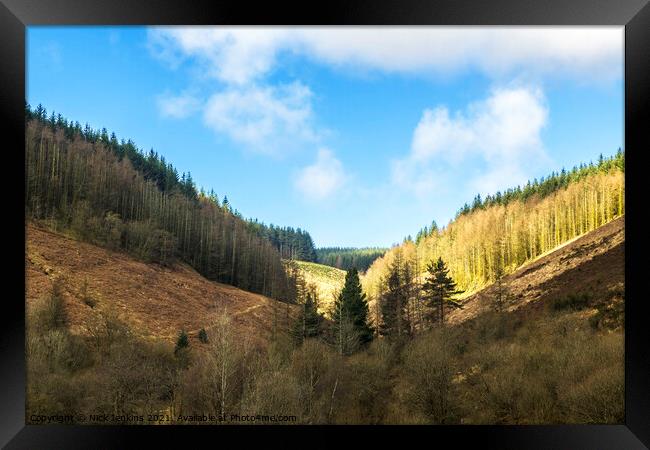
[
  {"left": 293, "top": 260, "right": 347, "bottom": 315},
  {"left": 26, "top": 223, "right": 298, "bottom": 345}
]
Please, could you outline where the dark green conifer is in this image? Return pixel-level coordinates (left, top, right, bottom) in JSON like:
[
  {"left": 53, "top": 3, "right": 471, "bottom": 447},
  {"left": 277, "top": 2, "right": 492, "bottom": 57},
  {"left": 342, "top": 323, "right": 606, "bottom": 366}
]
[
  {"left": 291, "top": 293, "right": 324, "bottom": 345},
  {"left": 422, "top": 257, "right": 464, "bottom": 326},
  {"left": 332, "top": 267, "right": 373, "bottom": 354}
]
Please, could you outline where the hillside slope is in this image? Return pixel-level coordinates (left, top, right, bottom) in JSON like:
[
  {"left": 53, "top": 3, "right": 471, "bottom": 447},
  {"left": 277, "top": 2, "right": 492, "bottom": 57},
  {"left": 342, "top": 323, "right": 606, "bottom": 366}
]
[
  {"left": 448, "top": 216, "right": 624, "bottom": 325},
  {"left": 294, "top": 260, "right": 346, "bottom": 315},
  {"left": 26, "top": 224, "right": 298, "bottom": 344}
]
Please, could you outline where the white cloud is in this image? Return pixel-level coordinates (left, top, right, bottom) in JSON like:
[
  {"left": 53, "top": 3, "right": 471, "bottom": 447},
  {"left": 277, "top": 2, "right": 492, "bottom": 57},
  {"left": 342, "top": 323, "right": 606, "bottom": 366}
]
[
  {"left": 157, "top": 92, "right": 201, "bottom": 119},
  {"left": 148, "top": 27, "right": 620, "bottom": 160},
  {"left": 295, "top": 148, "right": 347, "bottom": 200},
  {"left": 202, "top": 82, "right": 317, "bottom": 155},
  {"left": 148, "top": 27, "right": 622, "bottom": 84},
  {"left": 148, "top": 27, "right": 292, "bottom": 85},
  {"left": 412, "top": 86, "right": 547, "bottom": 164},
  {"left": 393, "top": 86, "right": 550, "bottom": 197}
]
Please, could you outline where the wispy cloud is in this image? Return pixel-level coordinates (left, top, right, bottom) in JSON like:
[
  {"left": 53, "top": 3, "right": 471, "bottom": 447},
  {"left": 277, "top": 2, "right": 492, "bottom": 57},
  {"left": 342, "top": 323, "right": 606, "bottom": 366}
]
[
  {"left": 202, "top": 82, "right": 318, "bottom": 156},
  {"left": 148, "top": 27, "right": 324, "bottom": 156},
  {"left": 148, "top": 27, "right": 291, "bottom": 85},
  {"left": 148, "top": 27, "right": 622, "bottom": 85},
  {"left": 299, "top": 27, "right": 622, "bottom": 84},
  {"left": 294, "top": 148, "right": 347, "bottom": 200},
  {"left": 157, "top": 91, "right": 201, "bottom": 119},
  {"left": 393, "top": 85, "right": 550, "bottom": 198}
]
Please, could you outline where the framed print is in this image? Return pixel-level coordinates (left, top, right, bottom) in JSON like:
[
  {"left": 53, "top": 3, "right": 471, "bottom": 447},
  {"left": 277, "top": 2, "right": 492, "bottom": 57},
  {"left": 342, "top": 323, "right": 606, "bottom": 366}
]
[{"left": 1, "top": 0, "right": 649, "bottom": 447}]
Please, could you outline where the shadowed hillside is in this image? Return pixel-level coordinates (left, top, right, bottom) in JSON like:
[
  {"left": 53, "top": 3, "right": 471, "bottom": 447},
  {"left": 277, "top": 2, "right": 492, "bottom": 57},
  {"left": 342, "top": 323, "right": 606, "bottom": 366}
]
[{"left": 26, "top": 223, "right": 298, "bottom": 345}]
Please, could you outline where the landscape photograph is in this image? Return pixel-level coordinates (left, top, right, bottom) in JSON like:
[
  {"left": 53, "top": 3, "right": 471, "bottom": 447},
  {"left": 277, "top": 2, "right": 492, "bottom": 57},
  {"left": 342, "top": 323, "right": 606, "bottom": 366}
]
[{"left": 25, "top": 26, "right": 624, "bottom": 425}]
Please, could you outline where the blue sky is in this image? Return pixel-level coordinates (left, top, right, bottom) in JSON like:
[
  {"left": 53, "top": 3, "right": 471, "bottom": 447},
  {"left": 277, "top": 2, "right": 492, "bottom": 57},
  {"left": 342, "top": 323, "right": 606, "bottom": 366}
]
[{"left": 27, "top": 27, "right": 623, "bottom": 247}]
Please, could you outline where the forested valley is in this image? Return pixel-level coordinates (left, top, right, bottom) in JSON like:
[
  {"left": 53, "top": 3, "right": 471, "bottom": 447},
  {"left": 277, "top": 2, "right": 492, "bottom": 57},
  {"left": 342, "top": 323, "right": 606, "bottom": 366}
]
[
  {"left": 24, "top": 104, "right": 322, "bottom": 303},
  {"left": 26, "top": 103, "right": 624, "bottom": 425}
]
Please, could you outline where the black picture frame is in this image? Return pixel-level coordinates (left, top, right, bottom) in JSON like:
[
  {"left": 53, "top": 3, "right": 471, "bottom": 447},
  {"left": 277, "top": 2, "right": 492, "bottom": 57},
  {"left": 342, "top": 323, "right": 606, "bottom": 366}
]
[{"left": 1, "top": 0, "right": 648, "bottom": 447}]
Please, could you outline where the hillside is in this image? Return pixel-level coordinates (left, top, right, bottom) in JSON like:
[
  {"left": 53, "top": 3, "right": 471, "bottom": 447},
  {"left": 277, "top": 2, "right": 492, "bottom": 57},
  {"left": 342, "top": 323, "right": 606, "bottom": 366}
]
[
  {"left": 364, "top": 153, "right": 624, "bottom": 300},
  {"left": 448, "top": 216, "right": 624, "bottom": 325},
  {"left": 26, "top": 216, "right": 623, "bottom": 342},
  {"left": 25, "top": 117, "right": 296, "bottom": 303},
  {"left": 26, "top": 223, "right": 298, "bottom": 345},
  {"left": 293, "top": 260, "right": 346, "bottom": 315}
]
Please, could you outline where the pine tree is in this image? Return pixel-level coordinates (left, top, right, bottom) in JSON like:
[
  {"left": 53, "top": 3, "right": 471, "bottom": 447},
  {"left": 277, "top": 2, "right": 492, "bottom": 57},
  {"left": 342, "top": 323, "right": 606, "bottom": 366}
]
[
  {"left": 198, "top": 328, "right": 209, "bottom": 343},
  {"left": 344, "top": 268, "right": 374, "bottom": 344},
  {"left": 379, "top": 267, "right": 401, "bottom": 337},
  {"left": 175, "top": 330, "right": 189, "bottom": 353},
  {"left": 291, "top": 293, "right": 324, "bottom": 345},
  {"left": 332, "top": 267, "right": 373, "bottom": 354},
  {"left": 378, "top": 258, "right": 411, "bottom": 338},
  {"left": 422, "top": 257, "right": 464, "bottom": 326},
  {"left": 331, "top": 297, "right": 357, "bottom": 355}
]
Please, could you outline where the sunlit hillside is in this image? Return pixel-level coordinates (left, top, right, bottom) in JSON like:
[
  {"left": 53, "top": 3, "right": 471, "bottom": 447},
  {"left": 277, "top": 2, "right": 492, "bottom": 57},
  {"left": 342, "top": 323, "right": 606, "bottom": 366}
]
[
  {"left": 293, "top": 260, "right": 346, "bottom": 316},
  {"left": 364, "top": 153, "right": 624, "bottom": 307}
]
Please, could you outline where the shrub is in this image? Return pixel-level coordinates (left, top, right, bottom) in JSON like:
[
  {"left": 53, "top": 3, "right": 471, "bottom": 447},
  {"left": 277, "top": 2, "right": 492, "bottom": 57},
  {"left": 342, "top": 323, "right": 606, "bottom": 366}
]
[
  {"left": 80, "top": 279, "right": 97, "bottom": 308},
  {"left": 589, "top": 298, "right": 625, "bottom": 330},
  {"left": 25, "top": 273, "right": 624, "bottom": 426},
  {"left": 94, "top": 335, "right": 179, "bottom": 417},
  {"left": 33, "top": 277, "right": 67, "bottom": 332},
  {"left": 290, "top": 339, "right": 341, "bottom": 424},
  {"left": 240, "top": 367, "right": 300, "bottom": 423},
  {"left": 27, "top": 292, "right": 92, "bottom": 375},
  {"left": 198, "top": 328, "right": 208, "bottom": 343},
  {"left": 460, "top": 309, "right": 624, "bottom": 425},
  {"left": 550, "top": 292, "right": 591, "bottom": 311},
  {"left": 559, "top": 349, "right": 624, "bottom": 423},
  {"left": 474, "top": 311, "right": 515, "bottom": 343},
  {"left": 122, "top": 221, "right": 177, "bottom": 265},
  {"left": 122, "top": 221, "right": 155, "bottom": 261},
  {"left": 175, "top": 330, "right": 189, "bottom": 353},
  {"left": 102, "top": 212, "right": 124, "bottom": 250},
  {"left": 340, "top": 342, "right": 393, "bottom": 424},
  {"left": 70, "top": 200, "right": 93, "bottom": 239},
  {"left": 402, "top": 330, "right": 457, "bottom": 424},
  {"left": 181, "top": 312, "right": 255, "bottom": 419},
  {"left": 26, "top": 370, "right": 85, "bottom": 420}
]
